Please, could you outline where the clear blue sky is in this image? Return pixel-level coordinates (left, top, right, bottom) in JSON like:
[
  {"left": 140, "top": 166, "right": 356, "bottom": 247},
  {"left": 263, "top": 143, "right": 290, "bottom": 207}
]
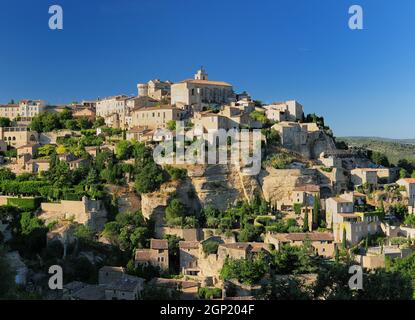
[{"left": 0, "top": 0, "right": 414, "bottom": 138}]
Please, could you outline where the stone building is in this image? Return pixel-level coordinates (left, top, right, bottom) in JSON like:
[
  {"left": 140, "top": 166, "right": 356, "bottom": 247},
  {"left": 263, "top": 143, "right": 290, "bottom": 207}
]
[
  {"left": 19, "top": 100, "right": 46, "bottom": 118},
  {"left": 263, "top": 100, "right": 303, "bottom": 122},
  {"left": 134, "top": 239, "right": 169, "bottom": 271},
  {"left": 326, "top": 194, "right": 381, "bottom": 246},
  {"left": 137, "top": 79, "right": 172, "bottom": 101},
  {"left": 0, "top": 126, "right": 38, "bottom": 148},
  {"left": 272, "top": 121, "right": 336, "bottom": 160},
  {"left": 171, "top": 67, "right": 234, "bottom": 111},
  {"left": 397, "top": 178, "right": 415, "bottom": 206},
  {"left": 72, "top": 108, "right": 96, "bottom": 120},
  {"left": 350, "top": 168, "right": 378, "bottom": 187},
  {"left": 0, "top": 104, "right": 20, "bottom": 119},
  {"left": 130, "top": 105, "right": 182, "bottom": 130},
  {"left": 179, "top": 241, "right": 200, "bottom": 276},
  {"left": 95, "top": 95, "right": 132, "bottom": 129},
  {"left": 39, "top": 196, "right": 108, "bottom": 232},
  {"left": 264, "top": 232, "right": 335, "bottom": 257},
  {"left": 291, "top": 184, "right": 320, "bottom": 207}
]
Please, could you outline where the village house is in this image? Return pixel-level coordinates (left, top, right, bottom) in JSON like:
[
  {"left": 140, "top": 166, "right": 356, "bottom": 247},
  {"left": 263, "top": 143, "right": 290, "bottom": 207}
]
[
  {"left": 291, "top": 184, "right": 320, "bottom": 207},
  {"left": 134, "top": 239, "right": 169, "bottom": 270},
  {"left": 72, "top": 107, "right": 96, "bottom": 120},
  {"left": 272, "top": 121, "right": 323, "bottom": 159},
  {"left": 0, "top": 103, "right": 20, "bottom": 119},
  {"left": 18, "top": 99, "right": 46, "bottom": 118},
  {"left": 125, "top": 126, "right": 154, "bottom": 143},
  {"left": 98, "top": 266, "right": 144, "bottom": 300},
  {"left": 130, "top": 105, "right": 182, "bottom": 130},
  {"left": 67, "top": 284, "right": 106, "bottom": 300},
  {"left": 354, "top": 245, "right": 413, "bottom": 269},
  {"left": 263, "top": 100, "right": 304, "bottom": 122},
  {"left": 350, "top": 168, "right": 378, "bottom": 187},
  {"left": 325, "top": 195, "right": 354, "bottom": 227},
  {"left": 25, "top": 159, "right": 51, "bottom": 174},
  {"left": 325, "top": 192, "right": 381, "bottom": 246},
  {"left": 16, "top": 144, "right": 39, "bottom": 158},
  {"left": 332, "top": 211, "right": 381, "bottom": 246},
  {"left": 264, "top": 232, "right": 335, "bottom": 257},
  {"left": 171, "top": 67, "right": 234, "bottom": 112},
  {"left": 57, "top": 152, "right": 89, "bottom": 170},
  {"left": 0, "top": 126, "right": 38, "bottom": 148},
  {"left": 193, "top": 111, "right": 230, "bottom": 133},
  {"left": 95, "top": 95, "right": 132, "bottom": 129},
  {"left": 179, "top": 241, "right": 200, "bottom": 276},
  {"left": 397, "top": 178, "right": 415, "bottom": 206}
]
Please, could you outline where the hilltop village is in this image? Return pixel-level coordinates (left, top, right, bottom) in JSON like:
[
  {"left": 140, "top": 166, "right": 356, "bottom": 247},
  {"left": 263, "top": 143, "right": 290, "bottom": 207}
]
[{"left": 1, "top": 68, "right": 415, "bottom": 300}]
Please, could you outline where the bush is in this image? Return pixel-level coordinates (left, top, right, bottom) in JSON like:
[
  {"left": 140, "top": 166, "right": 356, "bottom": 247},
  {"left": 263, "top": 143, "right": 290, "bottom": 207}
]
[
  {"left": 165, "top": 165, "right": 187, "bottom": 181},
  {"left": 202, "top": 240, "right": 220, "bottom": 255},
  {"left": 198, "top": 287, "right": 222, "bottom": 300}
]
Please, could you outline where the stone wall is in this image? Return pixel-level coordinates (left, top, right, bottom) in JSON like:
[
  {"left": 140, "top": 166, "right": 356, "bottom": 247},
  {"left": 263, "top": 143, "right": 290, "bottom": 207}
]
[{"left": 39, "top": 197, "right": 107, "bottom": 232}]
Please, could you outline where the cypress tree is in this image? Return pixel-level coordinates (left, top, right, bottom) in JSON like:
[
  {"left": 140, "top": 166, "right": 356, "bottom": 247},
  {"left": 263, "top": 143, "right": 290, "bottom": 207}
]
[
  {"left": 342, "top": 227, "right": 347, "bottom": 249},
  {"left": 303, "top": 209, "right": 309, "bottom": 232},
  {"left": 312, "top": 195, "right": 320, "bottom": 229}
]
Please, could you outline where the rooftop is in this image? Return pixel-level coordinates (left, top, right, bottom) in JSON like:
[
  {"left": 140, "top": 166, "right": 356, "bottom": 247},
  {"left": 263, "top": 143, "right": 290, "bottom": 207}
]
[
  {"left": 270, "top": 232, "right": 334, "bottom": 242},
  {"left": 150, "top": 239, "right": 169, "bottom": 250},
  {"left": 179, "top": 241, "right": 199, "bottom": 250},
  {"left": 180, "top": 79, "right": 232, "bottom": 87}
]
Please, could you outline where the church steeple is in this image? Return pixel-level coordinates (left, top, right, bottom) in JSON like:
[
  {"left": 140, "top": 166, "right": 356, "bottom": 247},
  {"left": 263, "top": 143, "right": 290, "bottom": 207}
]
[{"left": 194, "top": 66, "right": 208, "bottom": 80}]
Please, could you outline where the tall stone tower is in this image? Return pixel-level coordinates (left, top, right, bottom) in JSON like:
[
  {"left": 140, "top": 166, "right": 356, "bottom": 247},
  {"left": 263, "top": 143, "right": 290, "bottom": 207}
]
[
  {"left": 137, "top": 83, "right": 149, "bottom": 97},
  {"left": 194, "top": 66, "right": 208, "bottom": 80}
]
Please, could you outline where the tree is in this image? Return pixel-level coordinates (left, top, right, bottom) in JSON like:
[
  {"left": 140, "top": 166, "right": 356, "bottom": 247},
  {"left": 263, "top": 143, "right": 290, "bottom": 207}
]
[
  {"left": 303, "top": 210, "right": 309, "bottom": 232},
  {"left": 74, "top": 224, "right": 94, "bottom": 243},
  {"left": 37, "top": 144, "right": 56, "bottom": 157},
  {"left": 166, "top": 120, "right": 176, "bottom": 131},
  {"left": 93, "top": 117, "right": 105, "bottom": 128},
  {"left": 220, "top": 254, "right": 268, "bottom": 285},
  {"left": 0, "top": 117, "right": 11, "bottom": 127},
  {"left": 342, "top": 227, "right": 347, "bottom": 249},
  {"left": 56, "top": 145, "right": 67, "bottom": 155},
  {"left": 312, "top": 196, "right": 320, "bottom": 229},
  {"left": 400, "top": 168, "right": 409, "bottom": 179},
  {"left": 77, "top": 117, "right": 93, "bottom": 130},
  {"left": 165, "top": 198, "right": 185, "bottom": 222},
  {"left": 130, "top": 227, "right": 149, "bottom": 249},
  {"left": 0, "top": 168, "right": 16, "bottom": 181},
  {"left": 250, "top": 110, "right": 268, "bottom": 124},
  {"left": 115, "top": 140, "right": 132, "bottom": 160},
  {"left": 64, "top": 119, "right": 79, "bottom": 130},
  {"left": 134, "top": 162, "right": 165, "bottom": 194},
  {"left": 260, "top": 276, "right": 311, "bottom": 300},
  {"left": 85, "top": 168, "right": 99, "bottom": 192},
  {"left": 370, "top": 152, "right": 390, "bottom": 167}
]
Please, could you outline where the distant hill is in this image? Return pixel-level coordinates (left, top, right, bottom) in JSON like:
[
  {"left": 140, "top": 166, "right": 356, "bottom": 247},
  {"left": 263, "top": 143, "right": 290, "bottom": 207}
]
[
  {"left": 341, "top": 136, "right": 415, "bottom": 145},
  {"left": 338, "top": 137, "right": 415, "bottom": 165}
]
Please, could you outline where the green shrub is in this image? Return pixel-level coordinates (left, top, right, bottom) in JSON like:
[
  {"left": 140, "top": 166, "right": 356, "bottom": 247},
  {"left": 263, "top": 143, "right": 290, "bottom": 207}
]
[
  {"left": 198, "top": 287, "right": 222, "bottom": 300},
  {"left": 202, "top": 240, "right": 220, "bottom": 255}
]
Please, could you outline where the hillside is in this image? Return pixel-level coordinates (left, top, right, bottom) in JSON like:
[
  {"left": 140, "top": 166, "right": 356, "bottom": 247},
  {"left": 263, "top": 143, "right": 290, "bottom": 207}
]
[{"left": 338, "top": 137, "right": 415, "bottom": 165}]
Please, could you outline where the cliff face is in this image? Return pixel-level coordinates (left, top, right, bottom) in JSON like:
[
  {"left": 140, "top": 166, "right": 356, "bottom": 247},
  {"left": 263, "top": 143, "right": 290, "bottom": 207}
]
[
  {"left": 140, "top": 164, "right": 262, "bottom": 225},
  {"left": 141, "top": 163, "right": 325, "bottom": 224},
  {"left": 258, "top": 168, "right": 318, "bottom": 207}
]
